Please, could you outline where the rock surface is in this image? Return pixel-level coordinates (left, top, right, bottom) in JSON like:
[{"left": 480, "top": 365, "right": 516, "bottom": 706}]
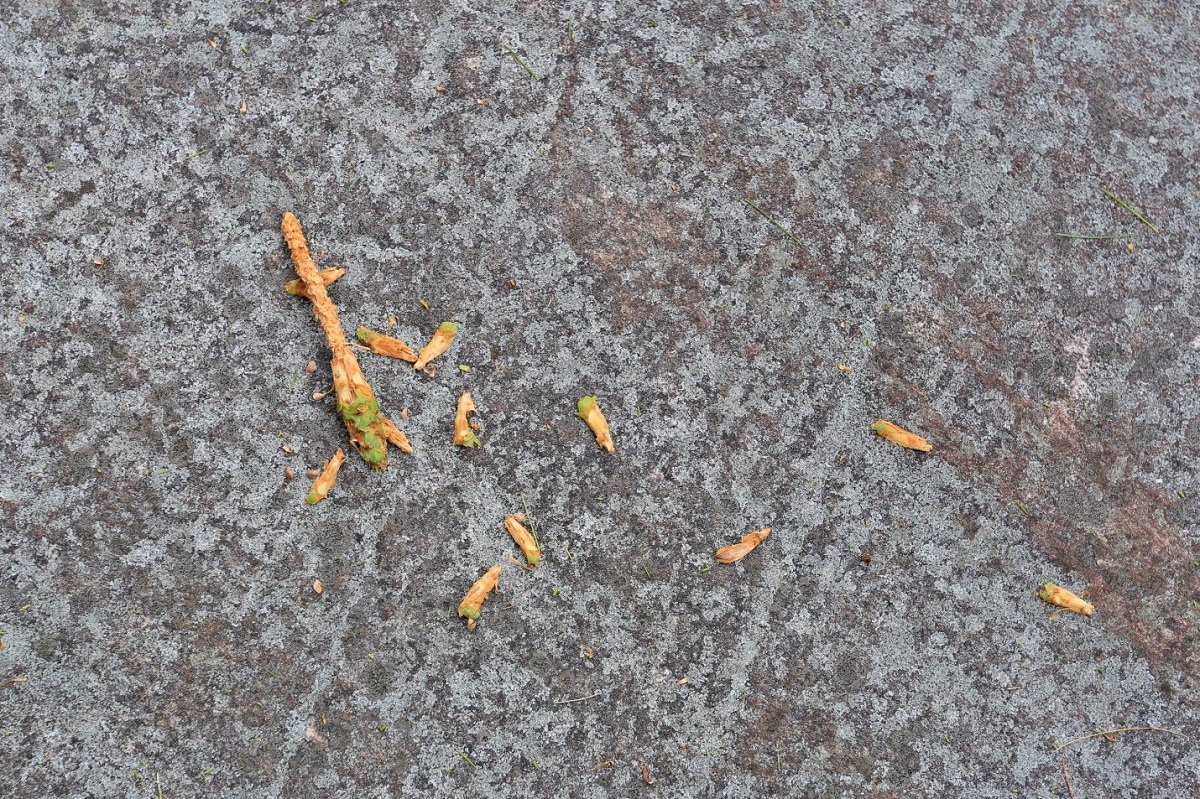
[{"left": 2, "top": 2, "right": 1198, "bottom": 796}]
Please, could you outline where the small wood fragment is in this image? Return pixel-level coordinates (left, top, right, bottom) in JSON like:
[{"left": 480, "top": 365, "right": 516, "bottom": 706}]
[
  {"left": 505, "top": 512, "right": 541, "bottom": 566},
  {"left": 282, "top": 212, "right": 399, "bottom": 470},
  {"left": 870, "top": 419, "right": 932, "bottom": 452},
  {"left": 356, "top": 326, "right": 418, "bottom": 362},
  {"left": 1038, "top": 582, "right": 1094, "bottom": 616},
  {"left": 305, "top": 448, "right": 346, "bottom": 504},
  {"left": 577, "top": 396, "right": 614, "bottom": 453},
  {"left": 414, "top": 321, "right": 459, "bottom": 372},
  {"left": 284, "top": 466, "right": 296, "bottom": 481},
  {"left": 458, "top": 565, "right": 502, "bottom": 630},
  {"left": 454, "top": 392, "right": 482, "bottom": 447},
  {"left": 377, "top": 416, "right": 414, "bottom": 454},
  {"left": 285, "top": 267, "right": 345, "bottom": 297},
  {"left": 715, "top": 527, "right": 771, "bottom": 564},
  {"left": 641, "top": 764, "right": 656, "bottom": 786}
]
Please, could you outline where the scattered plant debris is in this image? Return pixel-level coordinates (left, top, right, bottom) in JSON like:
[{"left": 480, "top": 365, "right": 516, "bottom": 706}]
[
  {"left": 281, "top": 212, "right": 409, "bottom": 469},
  {"left": 577, "top": 396, "right": 614, "bottom": 453},
  {"left": 1099, "top": 186, "right": 1159, "bottom": 234},
  {"left": 285, "top": 267, "right": 345, "bottom": 298},
  {"left": 505, "top": 512, "right": 541, "bottom": 566},
  {"left": 1038, "top": 582, "right": 1094, "bottom": 616},
  {"left": 415, "top": 321, "right": 459, "bottom": 373},
  {"left": 1054, "top": 725, "right": 1186, "bottom": 752},
  {"left": 458, "top": 565, "right": 502, "bottom": 631},
  {"left": 870, "top": 419, "right": 932, "bottom": 452},
  {"left": 505, "top": 44, "right": 539, "bottom": 80},
  {"left": 1054, "top": 232, "right": 1137, "bottom": 241},
  {"left": 453, "top": 392, "right": 482, "bottom": 448},
  {"left": 556, "top": 691, "right": 600, "bottom": 704},
  {"left": 1060, "top": 760, "right": 1077, "bottom": 798},
  {"left": 743, "top": 197, "right": 805, "bottom": 247},
  {"left": 356, "top": 326, "right": 417, "bottom": 362},
  {"left": 305, "top": 449, "right": 346, "bottom": 505},
  {"left": 715, "top": 527, "right": 772, "bottom": 564},
  {"left": 377, "top": 416, "right": 414, "bottom": 454}
]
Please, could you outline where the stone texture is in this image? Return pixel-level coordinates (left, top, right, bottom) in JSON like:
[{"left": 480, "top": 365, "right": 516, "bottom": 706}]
[{"left": 2, "top": 1, "right": 1198, "bottom": 796}]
